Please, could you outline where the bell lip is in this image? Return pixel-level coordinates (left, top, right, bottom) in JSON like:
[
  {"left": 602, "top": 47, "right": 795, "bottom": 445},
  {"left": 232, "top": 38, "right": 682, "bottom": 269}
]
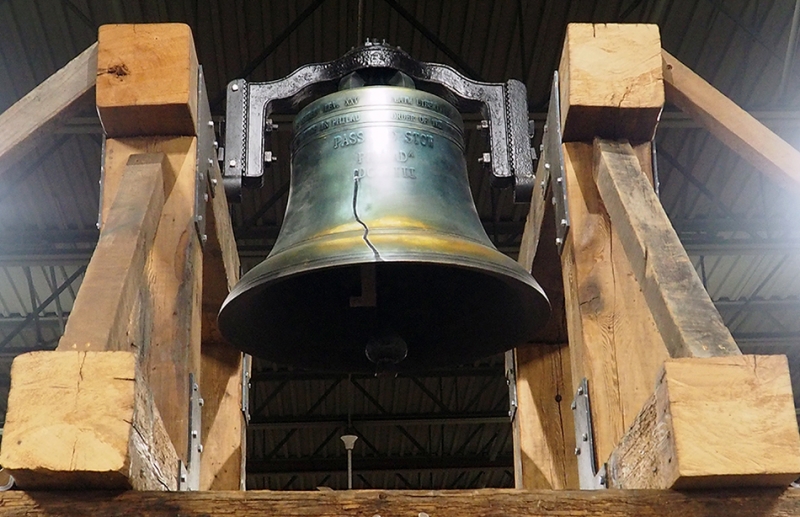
[{"left": 217, "top": 257, "right": 552, "bottom": 373}]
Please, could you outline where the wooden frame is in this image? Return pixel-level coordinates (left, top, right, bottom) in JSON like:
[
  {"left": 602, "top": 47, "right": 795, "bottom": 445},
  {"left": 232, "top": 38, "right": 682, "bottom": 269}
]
[{"left": 0, "top": 18, "right": 798, "bottom": 513}]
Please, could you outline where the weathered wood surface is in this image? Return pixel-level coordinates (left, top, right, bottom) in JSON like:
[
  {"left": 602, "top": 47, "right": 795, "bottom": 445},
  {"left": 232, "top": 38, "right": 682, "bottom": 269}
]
[
  {"left": 101, "top": 136, "right": 201, "bottom": 464},
  {"left": 559, "top": 24, "right": 663, "bottom": 142},
  {"left": 1, "top": 488, "right": 800, "bottom": 516},
  {"left": 560, "top": 141, "right": 671, "bottom": 468},
  {"left": 200, "top": 160, "right": 245, "bottom": 490},
  {"left": 662, "top": 49, "right": 800, "bottom": 192},
  {"left": 0, "top": 351, "right": 179, "bottom": 490},
  {"left": 96, "top": 24, "right": 198, "bottom": 137},
  {"left": 593, "top": 138, "right": 741, "bottom": 358},
  {"left": 609, "top": 355, "right": 800, "bottom": 489},
  {"left": 57, "top": 153, "right": 166, "bottom": 352},
  {"left": 0, "top": 42, "right": 97, "bottom": 176}
]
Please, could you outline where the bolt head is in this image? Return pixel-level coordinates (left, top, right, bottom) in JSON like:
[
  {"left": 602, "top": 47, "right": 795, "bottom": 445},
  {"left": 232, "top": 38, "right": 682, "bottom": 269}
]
[
  {"left": 198, "top": 444, "right": 204, "bottom": 453},
  {"left": 577, "top": 386, "right": 584, "bottom": 395},
  {"left": 544, "top": 162, "right": 551, "bottom": 170},
  {"left": 211, "top": 178, "right": 218, "bottom": 187},
  {"left": 207, "top": 120, "right": 214, "bottom": 127},
  {"left": 574, "top": 447, "right": 581, "bottom": 455},
  {"left": 231, "top": 83, "right": 239, "bottom": 91},
  {"left": 555, "top": 237, "right": 563, "bottom": 245},
  {"left": 229, "top": 159, "right": 237, "bottom": 167},
  {"left": 198, "top": 397, "right": 204, "bottom": 407},
  {"left": 570, "top": 401, "right": 577, "bottom": 410},
  {"left": 582, "top": 433, "right": 588, "bottom": 442}
]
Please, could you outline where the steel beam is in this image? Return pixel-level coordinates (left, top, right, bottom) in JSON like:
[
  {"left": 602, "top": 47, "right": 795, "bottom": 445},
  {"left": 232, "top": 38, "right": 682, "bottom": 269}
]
[
  {"left": 246, "top": 454, "right": 512, "bottom": 475},
  {"left": 248, "top": 411, "right": 509, "bottom": 430}
]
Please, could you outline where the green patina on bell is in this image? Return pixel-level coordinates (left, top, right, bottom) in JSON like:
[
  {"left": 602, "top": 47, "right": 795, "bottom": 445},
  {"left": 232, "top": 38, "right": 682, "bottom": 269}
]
[{"left": 219, "top": 83, "right": 550, "bottom": 372}]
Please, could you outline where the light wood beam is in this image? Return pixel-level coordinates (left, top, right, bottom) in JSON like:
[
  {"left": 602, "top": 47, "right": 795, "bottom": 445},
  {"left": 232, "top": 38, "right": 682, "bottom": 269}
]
[
  {"left": 609, "top": 355, "right": 800, "bottom": 489},
  {"left": 0, "top": 351, "right": 179, "bottom": 490},
  {"left": 662, "top": 49, "right": 800, "bottom": 192},
  {"left": 0, "top": 43, "right": 97, "bottom": 176},
  {"left": 2, "top": 488, "right": 800, "bottom": 516}
]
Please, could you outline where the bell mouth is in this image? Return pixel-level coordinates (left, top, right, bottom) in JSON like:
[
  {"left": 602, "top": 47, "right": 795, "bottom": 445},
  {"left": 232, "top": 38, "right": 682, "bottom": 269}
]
[{"left": 218, "top": 229, "right": 550, "bottom": 373}]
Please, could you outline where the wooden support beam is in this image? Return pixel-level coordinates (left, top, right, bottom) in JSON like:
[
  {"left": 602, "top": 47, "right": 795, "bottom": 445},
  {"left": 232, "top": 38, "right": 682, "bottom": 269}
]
[
  {"left": 0, "top": 43, "right": 97, "bottom": 176},
  {"left": 609, "top": 355, "right": 800, "bottom": 489},
  {"left": 592, "top": 138, "right": 741, "bottom": 358},
  {"left": 662, "top": 49, "right": 800, "bottom": 192},
  {"left": 101, "top": 137, "right": 201, "bottom": 465},
  {"left": 96, "top": 24, "right": 198, "bottom": 137},
  {"left": 2, "top": 488, "right": 800, "bottom": 516},
  {"left": 0, "top": 351, "right": 179, "bottom": 490},
  {"left": 559, "top": 24, "right": 663, "bottom": 142},
  {"left": 57, "top": 153, "right": 167, "bottom": 352},
  {"left": 199, "top": 155, "right": 244, "bottom": 490},
  {"left": 560, "top": 141, "right": 671, "bottom": 467}
]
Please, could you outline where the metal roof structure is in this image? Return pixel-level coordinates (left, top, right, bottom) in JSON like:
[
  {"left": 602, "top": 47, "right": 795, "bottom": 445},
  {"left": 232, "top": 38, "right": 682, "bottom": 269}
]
[{"left": 0, "top": 0, "right": 799, "bottom": 490}]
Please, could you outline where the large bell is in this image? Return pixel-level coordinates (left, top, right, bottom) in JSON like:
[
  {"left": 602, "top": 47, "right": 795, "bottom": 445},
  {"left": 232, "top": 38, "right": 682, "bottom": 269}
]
[{"left": 219, "top": 85, "right": 550, "bottom": 372}]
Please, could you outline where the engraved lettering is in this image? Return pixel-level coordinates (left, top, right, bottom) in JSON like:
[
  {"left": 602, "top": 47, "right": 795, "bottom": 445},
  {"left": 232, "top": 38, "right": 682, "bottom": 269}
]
[
  {"left": 333, "top": 131, "right": 364, "bottom": 149},
  {"left": 404, "top": 131, "right": 434, "bottom": 148},
  {"left": 344, "top": 97, "right": 359, "bottom": 106},
  {"left": 323, "top": 101, "right": 340, "bottom": 112}
]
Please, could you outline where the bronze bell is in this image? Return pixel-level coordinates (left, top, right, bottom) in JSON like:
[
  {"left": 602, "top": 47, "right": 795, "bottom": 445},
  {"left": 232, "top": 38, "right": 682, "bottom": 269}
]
[{"left": 219, "top": 84, "right": 550, "bottom": 372}]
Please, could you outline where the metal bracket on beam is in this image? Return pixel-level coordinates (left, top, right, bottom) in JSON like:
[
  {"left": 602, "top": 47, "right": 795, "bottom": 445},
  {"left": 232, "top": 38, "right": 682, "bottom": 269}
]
[
  {"left": 179, "top": 373, "right": 203, "bottom": 491},
  {"left": 242, "top": 353, "right": 252, "bottom": 423},
  {"left": 194, "top": 66, "right": 216, "bottom": 247},
  {"left": 571, "top": 378, "right": 607, "bottom": 490},
  {"left": 504, "top": 349, "right": 518, "bottom": 422},
  {"left": 542, "top": 71, "right": 569, "bottom": 255}
]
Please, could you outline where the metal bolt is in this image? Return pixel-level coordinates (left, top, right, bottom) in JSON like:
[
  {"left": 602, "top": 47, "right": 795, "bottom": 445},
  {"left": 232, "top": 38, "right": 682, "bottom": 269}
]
[
  {"left": 577, "top": 386, "right": 584, "bottom": 396},
  {"left": 571, "top": 401, "right": 577, "bottom": 410},
  {"left": 199, "top": 172, "right": 205, "bottom": 181},
  {"left": 574, "top": 447, "right": 581, "bottom": 456},
  {"left": 193, "top": 383, "right": 199, "bottom": 391},
  {"left": 560, "top": 218, "right": 568, "bottom": 227},
  {"left": 506, "top": 378, "right": 510, "bottom": 386},
  {"left": 197, "top": 215, "right": 203, "bottom": 222},
  {"left": 198, "top": 397, "right": 204, "bottom": 407},
  {"left": 96, "top": 222, "right": 101, "bottom": 230},
  {"left": 544, "top": 162, "right": 551, "bottom": 170},
  {"left": 192, "top": 430, "right": 198, "bottom": 439},
  {"left": 555, "top": 237, "right": 563, "bottom": 246},
  {"left": 540, "top": 179, "right": 546, "bottom": 189},
  {"left": 229, "top": 159, "right": 237, "bottom": 167},
  {"left": 201, "top": 234, "right": 207, "bottom": 245},
  {"left": 197, "top": 444, "right": 204, "bottom": 453},
  {"left": 599, "top": 475, "right": 607, "bottom": 486},
  {"left": 211, "top": 178, "right": 218, "bottom": 187},
  {"left": 582, "top": 433, "right": 588, "bottom": 442},
  {"left": 508, "top": 409, "right": 513, "bottom": 417},
  {"left": 551, "top": 196, "right": 556, "bottom": 206},
  {"left": 539, "top": 143, "right": 544, "bottom": 153},
  {"left": 203, "top": 193, "right": 209, "bottom": 202},
  {"left": 556, "top": 176, "right": 562, "bottom": 183},
  {"left": 180, "top": 473, "right": 187, "bottom": 482},
  {"left": 207, "top": 120, "right": 214, "bottom": 127},
  {"left": 231, "top": 83, "right": 239, "bottom": 91}
]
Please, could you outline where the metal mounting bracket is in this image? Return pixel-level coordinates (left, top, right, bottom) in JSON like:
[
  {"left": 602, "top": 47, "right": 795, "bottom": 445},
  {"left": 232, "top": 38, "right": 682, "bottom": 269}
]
[
  {"left": 223, "top": 41, "right": 535, "bottom": 202},
  {"left": 194, "top": 66, "right": 217, "bottom": 248},
  {"left": 542, "top": 71, "right": 569, "bottom": 255},
  {"left": 241, "top": 353, "right": 251, "bottom": 423},
  {"left": 571, "top": 378, "right": 608, "bottom": 489},
  {"left": 179, "top": 373, "right": 203, "bottom": 491},
  {"left": 504, "top": 349, "right": 518, "bottom": 422}
]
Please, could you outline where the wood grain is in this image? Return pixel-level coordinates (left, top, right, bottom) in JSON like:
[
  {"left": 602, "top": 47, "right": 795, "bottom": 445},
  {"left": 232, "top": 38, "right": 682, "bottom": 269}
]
[
  {"left": 662, "top": 49, "right": 800, "bottom": 193},
  {"left": 57, "top": 153, "right": 166, "bottom": 352},
  {"left": 96, "top": 24, "right": 198, "bottom": 137},
  {"left": 559, "top": 24, "right": 663, "bottom": 142},
  {"left": 592, "top": 138, "right": 741, "bottom": 358},
  {"left": 609, "top": 355, "right": 800, "bottom": 489},
  {"left": 0, "top": 351, "right": 178, "bottom": 490},
  {"left": 1, "top": 488, "right": 800, "bottom": 516},
  {"left": 0, "top": 42, "right": 96, "bottom": 176}
]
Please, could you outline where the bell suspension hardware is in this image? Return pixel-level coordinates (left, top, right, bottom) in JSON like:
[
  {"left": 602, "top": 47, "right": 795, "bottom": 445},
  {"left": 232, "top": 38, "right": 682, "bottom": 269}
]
[
  {"left": 218, "top": 41, "right": 551, "bottom": 373},
  {"left": 223, "top": 41, "right": 536, "bottom": 202},
  {"left": 571, "top": 378, "right": 608, "bottom": 489}
]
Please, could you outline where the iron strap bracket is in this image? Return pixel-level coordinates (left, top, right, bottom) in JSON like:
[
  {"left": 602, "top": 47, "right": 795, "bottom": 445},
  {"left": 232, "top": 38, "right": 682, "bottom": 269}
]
[
  {"left": 571, "top": 378, "right": 607, "bottom": 489},
  {"left": 541, "top": 71, "right": 570, "bottom": 255},
  {"left": 179, "top": 373, "right": 203, "bottom": 491},
  {"left": 504, "top": 349, "right": 518, "bottom": 422},
  {"left": 223, "top": 41, "right": 535, "bottom": 202},
  {"left": 241, "top": 353, "right": 252, "bottom": 423},
  {"left": 194, "top": 66, "right": 217, "bottom": 247}
]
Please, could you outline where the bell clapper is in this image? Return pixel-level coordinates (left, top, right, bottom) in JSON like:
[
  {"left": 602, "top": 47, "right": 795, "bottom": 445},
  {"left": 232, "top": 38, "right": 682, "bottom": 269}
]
[{"left": 365, "top": 327, "right": 409, "bottom": 374}]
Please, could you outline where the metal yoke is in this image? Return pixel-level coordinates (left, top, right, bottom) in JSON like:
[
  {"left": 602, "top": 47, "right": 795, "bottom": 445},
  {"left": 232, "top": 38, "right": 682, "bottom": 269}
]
[{"left": 223, "top": 40, "right": 536, "bottom": 203}]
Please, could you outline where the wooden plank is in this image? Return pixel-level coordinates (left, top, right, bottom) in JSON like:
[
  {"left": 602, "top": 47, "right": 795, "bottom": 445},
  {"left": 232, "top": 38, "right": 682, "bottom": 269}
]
[
  {"left": 559, "top": 24, "right": 664, "bottom": 142},
  {"left": 662, "top": 49, "right": 800, "bottom": 192},
  {"left": 199, "top": 160, "right": 244, "bottom": 490},
  {"left": 0, "top": 43, "right": 96, "bottom": 176},
  {"left": 102, "top": 137, "right": 201, "bottom": 463},
  {"left": 0, "top": 351, "right": 179, "bottom": 490},
  {"left": 560, "top": 141, "right": 671, "bottom": 467},
  {"left": 96, "top": 24, "right": 198, "bottom": 137},
  {"left": 2, "top": 488, "right": 800, "bottom": 516},
  {"left": 592, "top": 138, "right": 741, "bottom": 358},
  {"left": 609, "top": 355, "right": 800, "bottom": 489},
  {"left": 57, "top": 153, "right": 166, "bottom": 352}
]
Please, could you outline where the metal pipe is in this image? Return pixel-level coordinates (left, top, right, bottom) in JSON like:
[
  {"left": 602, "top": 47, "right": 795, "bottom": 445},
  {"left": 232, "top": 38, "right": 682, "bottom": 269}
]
[
  {"left": 340, "top": 435, "right": 358, "bottom": 489},
  {"left": 779, "top": 0, "right": 800, "bottom": 98}
]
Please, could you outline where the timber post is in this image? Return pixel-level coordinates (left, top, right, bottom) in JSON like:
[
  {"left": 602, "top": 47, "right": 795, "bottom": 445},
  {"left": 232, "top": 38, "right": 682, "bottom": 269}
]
[{"left": 0, "top": 23, "right": 243, "bottom": 491}]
